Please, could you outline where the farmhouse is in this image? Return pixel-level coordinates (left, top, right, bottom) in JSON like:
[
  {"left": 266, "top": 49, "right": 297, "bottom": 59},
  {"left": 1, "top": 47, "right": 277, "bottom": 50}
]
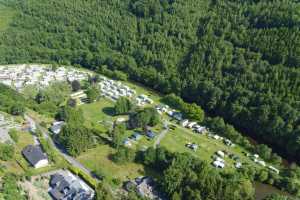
[
  {"left": 22, "top": 145, "right": 49, "bottom": 168},
  {"left": 49, "top": 170, "right": 95, "bottom": 200}
]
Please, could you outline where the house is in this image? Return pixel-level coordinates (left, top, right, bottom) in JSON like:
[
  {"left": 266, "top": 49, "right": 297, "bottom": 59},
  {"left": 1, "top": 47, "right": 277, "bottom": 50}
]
[
  {"left": 22, "top": 145, "right": 49, "bottom": 168},
  {"left": 50, "top": 121, "right": 65, "bottom": 135},
  {"left": 180, "top": 119, "right": 189, "bottom": 127},
  {"left": 49, "top": 170, "right": 95, "bottom": 200}
]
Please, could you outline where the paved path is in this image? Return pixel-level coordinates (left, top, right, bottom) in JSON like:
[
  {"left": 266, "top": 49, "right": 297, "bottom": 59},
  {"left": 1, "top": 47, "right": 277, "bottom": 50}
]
[
  {"left": 153, "top": 121, "right": 169, "bottom": 148},
  {"left": 25, "top": 114, "right": 99, "bottom": 181}
]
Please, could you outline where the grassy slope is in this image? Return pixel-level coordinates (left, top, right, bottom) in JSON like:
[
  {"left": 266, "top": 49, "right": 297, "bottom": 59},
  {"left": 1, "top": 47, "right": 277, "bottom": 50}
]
[
  {"left": 77, "top": 76, "right": 269, "bottom": 182},
  {"left": 77, "top": 145, "right": 145, "bottom": 183},
  {"left": 1, "top": 131, "right": 34, "bottom": 174}
]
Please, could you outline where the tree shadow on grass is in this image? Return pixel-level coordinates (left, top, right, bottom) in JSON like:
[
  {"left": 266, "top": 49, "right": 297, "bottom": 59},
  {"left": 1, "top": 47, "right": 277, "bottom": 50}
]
[{"left": 102, "top": 107, "right": 115, "bottom": 116}]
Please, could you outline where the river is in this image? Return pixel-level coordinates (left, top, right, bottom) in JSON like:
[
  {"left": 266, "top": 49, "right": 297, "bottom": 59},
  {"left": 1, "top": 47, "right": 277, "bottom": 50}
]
[{"left": 254, "top": 182, "right": 293, "bottom": 200}]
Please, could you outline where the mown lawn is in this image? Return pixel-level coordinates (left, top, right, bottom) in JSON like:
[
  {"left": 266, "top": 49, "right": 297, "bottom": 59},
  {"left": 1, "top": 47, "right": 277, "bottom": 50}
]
[
  {"left": 1, "top": 131, "right": 34, "bottom": 174},
  {"left": 0, "top": 4, "right": 16, "bottom": 32},
  {"left": 77, "top": 144, "right": 145, "bottom": 183},
  {"left": 80, "top": 98, "right": 120, "bottom": 132},
  {"left": 160, "top": 123, "right": 262, "bottom": 173}
]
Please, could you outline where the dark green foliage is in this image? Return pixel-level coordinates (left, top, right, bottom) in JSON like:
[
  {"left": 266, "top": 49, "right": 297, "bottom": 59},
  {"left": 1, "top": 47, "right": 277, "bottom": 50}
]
[
  {"left": 0, "top": 174, "right": 26, "bottom": 200},
  {"left": 56, "top": 106, "right": 84, "bottom": 123},
  {"left": 114, "top": 97, "right": 133, "bottom": 115},
  {"left": 0, "top": 83, "right": 26, "bottom": 115},
  {"left": 256, "top": 144, "right": 272, "bottom": 161},
  {"left": 162, "top": 94, "right": 204, "bottom": 122},
  {"left": 85, "top": 86, "right": 98, "bottom": 103},
  {"left": 35, "top": 91, "right": 46, "bottom": 104},
  {"left": 95, "top": 182, "right": 114, "bottom": 200},
  {"left": 0, "top": 143, "right": 14, "bottom": 161},
  {"left": 0, "top": 0, "right": 299, "bottom": 162},
  {"left": 32, "top": 82, "right": 71, "bottom": 116},
  {"left": 110, "top": 123, "right": 126, "bottom": 149},
  {"left": 141, "top": 148, "right": 254, "bottom": 200},
  {"left": 58, "top": 124, "right": 94, "bottom": 156},
  {"left": 128, "top": 107, "right": 160, "bottom": 129}
]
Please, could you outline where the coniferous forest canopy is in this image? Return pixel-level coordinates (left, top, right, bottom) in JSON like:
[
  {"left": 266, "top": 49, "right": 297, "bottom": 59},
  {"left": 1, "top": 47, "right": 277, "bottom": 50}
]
[{"left": 0, "top": 0, "right": 299, "bottom": 162}]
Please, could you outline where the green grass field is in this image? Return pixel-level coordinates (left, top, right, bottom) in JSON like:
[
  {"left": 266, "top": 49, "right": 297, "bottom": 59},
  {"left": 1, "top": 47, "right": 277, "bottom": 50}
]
[
  {"left": 77, "top": 144, "right": 145, "bottom": 183},
  {"left": 0, "top": 4, "right": 16, "bottom": 32},
  {"left": 80, "top": 98, "right": 119, "bottom": 132},
  {"left": 160, "top": 123, "right": 263, "bottom": 172},
  {"left": 1, "top": 131, "right": 34, "bottom": 174}
]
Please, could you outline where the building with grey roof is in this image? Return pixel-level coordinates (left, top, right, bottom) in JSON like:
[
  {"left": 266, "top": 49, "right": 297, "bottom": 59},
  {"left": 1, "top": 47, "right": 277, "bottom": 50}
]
[
  {"left": 49, "top": 170, "right": 95, "bottom": 200},
  {"left": 22, "top": 145, "right": 49, "bottom": 168}
]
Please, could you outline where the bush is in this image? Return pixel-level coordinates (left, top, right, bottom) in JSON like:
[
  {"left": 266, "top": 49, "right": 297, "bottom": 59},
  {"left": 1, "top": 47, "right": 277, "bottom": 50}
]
[
  {"left": 71, "top": 80, "right": 81, "bottom": 92},
  {"left": 68, "top": 166, "right": 97, "bottom": 188},
  {"left": 0, "top": 144, "right": 15, "bottom": 161},
  {"left": 162, "top": 94, "right": 204, "bottom": 122},
  {"left": 114, "top": 97, "right": 133, "bottom": 115}
]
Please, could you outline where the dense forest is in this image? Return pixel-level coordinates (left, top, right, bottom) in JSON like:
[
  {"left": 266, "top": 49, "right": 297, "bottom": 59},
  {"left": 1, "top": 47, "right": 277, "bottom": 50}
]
[{"left": 0, "top": 0, "right": 299, "bottom": 162}]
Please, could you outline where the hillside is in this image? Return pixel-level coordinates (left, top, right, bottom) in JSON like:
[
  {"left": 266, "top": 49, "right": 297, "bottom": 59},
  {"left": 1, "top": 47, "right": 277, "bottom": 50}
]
[{"left": 0, "top": 0, "right": 299, "bottom": 162}]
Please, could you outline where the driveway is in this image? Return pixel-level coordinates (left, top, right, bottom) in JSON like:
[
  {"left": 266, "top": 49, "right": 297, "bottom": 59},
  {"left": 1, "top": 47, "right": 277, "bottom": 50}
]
[{"left": 153, "top": 121, "right": 169, "bottom": 148}]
